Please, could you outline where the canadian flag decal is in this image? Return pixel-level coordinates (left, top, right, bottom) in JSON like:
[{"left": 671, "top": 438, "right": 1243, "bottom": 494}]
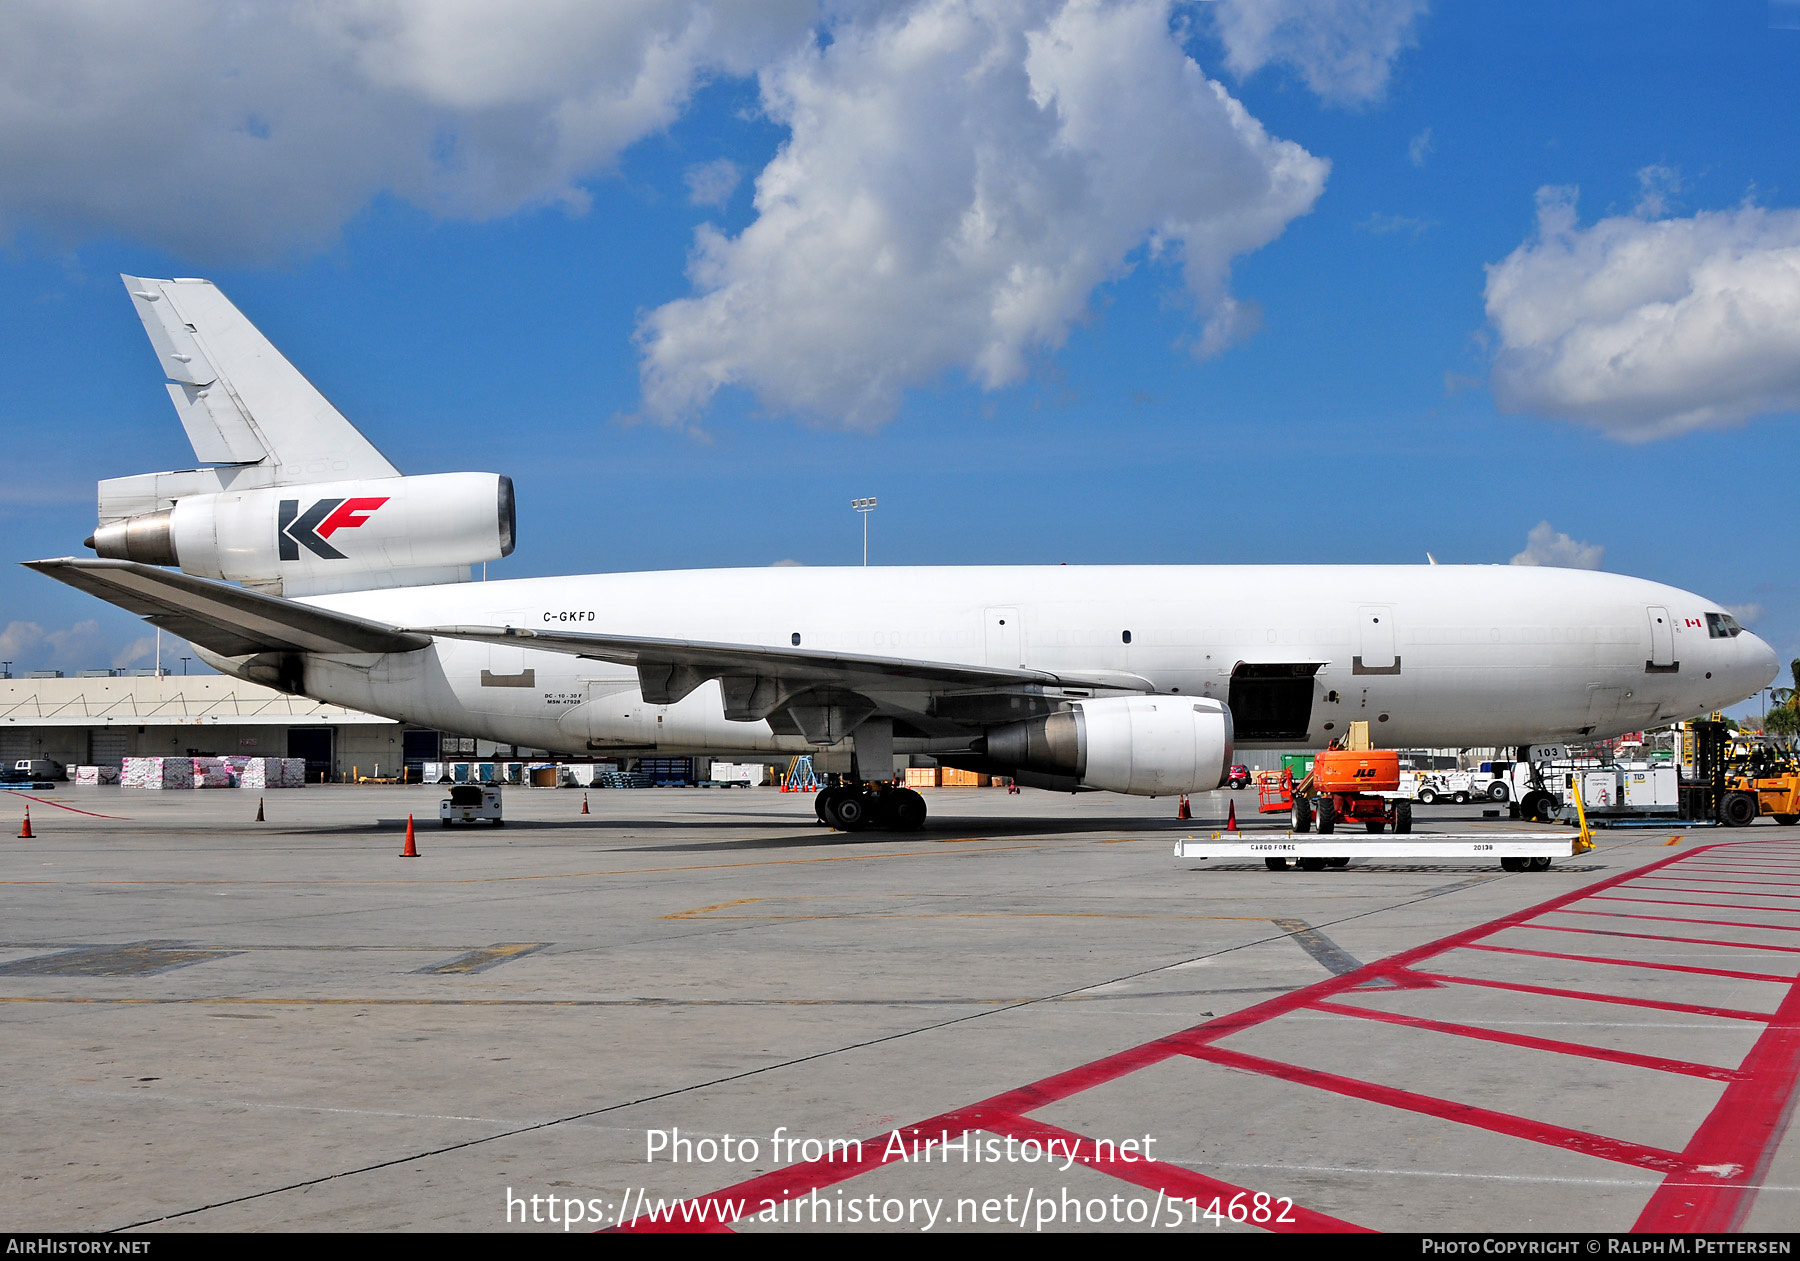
[{"left": 278, "top": 496, "right": 390, "bottom": 561}]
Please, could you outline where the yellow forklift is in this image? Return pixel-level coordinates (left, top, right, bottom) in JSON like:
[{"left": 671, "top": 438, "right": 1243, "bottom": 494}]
[{"left": 1721, "top": 729, "right": 1800, "bottom": 826}]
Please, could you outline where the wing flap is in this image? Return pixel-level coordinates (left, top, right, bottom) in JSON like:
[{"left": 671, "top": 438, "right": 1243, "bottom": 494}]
[{"left": 25, "top": 558, "right": 429, "bottom": 657}]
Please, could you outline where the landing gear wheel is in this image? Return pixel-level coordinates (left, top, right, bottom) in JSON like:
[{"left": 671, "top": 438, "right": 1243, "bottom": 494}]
[
  {"left": 889, "top": 787, "right": 927, "bottom": 831},
  {"left": 1298, "top": 857, "right": 1327, "bottom": 872},
  {"left": 832, "top": 791, "right": 872, "bottom": 831},
  {"left": 1365, "top": 820, "right": 1385, "bottom": 834},
  {"left": 815, "top": 786, "right": 845, "bottom": 825},
  {"left": 1523, "top": 791, "right": 1558, "bottom": 823},
  {"left": 1501, "top": 856, "right": 1526, "bottom": 872},
  {"left": 1529, "top": 856, "right": 1553, "bottom": 871},
  {"left": 1291, "top": 797, "right": 1312, "bottom": 833},
  {"left": 1393, "top": 800, "right": 1412, "bottom": 834},
  {"left": 1418, "top": 788, "right": 1438, "bottom": 805},
  {"left": 1720, "top": 792, "right": 1758, "bottom": 828},
  {"left": 1315, "top": 797, "right": 1336, "bottom": 835},
  {"left": 1264, "top": 857, "right": 1291, "bottom": 871}
]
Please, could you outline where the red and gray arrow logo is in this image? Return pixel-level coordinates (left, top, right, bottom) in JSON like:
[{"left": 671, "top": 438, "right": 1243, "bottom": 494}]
[{"left": 278, "top": 497, "right": 389, "bottom": 561}]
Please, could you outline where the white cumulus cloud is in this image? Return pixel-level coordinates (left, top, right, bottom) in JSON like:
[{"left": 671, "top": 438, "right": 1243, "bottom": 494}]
[
  {"left": 1209, "top": 0, "right": 1428, "bottom": 106},
  {"left": 637, "top": 0, "right": 1328, "bottom": 429},
  {"left": 0, "top": 0, "right": 818, "bottom": 260},
  {"left": 685, "top": 158, "right": 743, "bottom": 208},
  {"left": 1485, "top": 187, "right": 1800, "bottom": 440},
  {"left": 0, "top": 620, "right": 198, "bottom": 674},
  {"left": 1509, "top": 522, "right": 1604, "bottom": 571}
]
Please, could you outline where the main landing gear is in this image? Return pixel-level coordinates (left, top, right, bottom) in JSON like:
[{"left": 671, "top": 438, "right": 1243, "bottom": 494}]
[{"left": 815, "top": 783, "right": 928, "bottom": 832}]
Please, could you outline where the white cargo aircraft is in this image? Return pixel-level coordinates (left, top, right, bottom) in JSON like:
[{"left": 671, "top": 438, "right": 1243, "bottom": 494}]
[{"left": 26, "top": 278, "right": 1780, "bottom": 830}]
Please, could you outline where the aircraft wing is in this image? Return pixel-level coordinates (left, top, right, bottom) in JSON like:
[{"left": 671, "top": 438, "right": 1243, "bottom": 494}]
[
  {"left": 24, "top": 558, "right": 430, "bottom": 657},
  {"left": 413, "top": 624, "right": 1154, "bottom": 708}
]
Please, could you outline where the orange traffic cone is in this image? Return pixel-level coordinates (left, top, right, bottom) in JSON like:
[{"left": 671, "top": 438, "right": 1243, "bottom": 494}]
[
  {"left": 581, "top": 792, "right": 589, "bottom": 815},
  {"left": 255, "top": 797, "right": 265, "bottom": 822},
  {"left": 1226, "top": 800, "right": 1239, "bottom": 832},
  {"left": 400, "top": 813, "right": 418, "bottom": 858},
  {"left": 1177, "top": 794, "right": 1191, "bottom": 820},
  {"left": 19, "top": 807, "right": 32, "bottom": 839}
]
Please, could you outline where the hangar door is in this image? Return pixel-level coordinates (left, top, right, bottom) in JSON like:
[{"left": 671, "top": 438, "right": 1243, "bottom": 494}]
[{"left": 287, "top": 728, "right": 334, "bottom": 783}]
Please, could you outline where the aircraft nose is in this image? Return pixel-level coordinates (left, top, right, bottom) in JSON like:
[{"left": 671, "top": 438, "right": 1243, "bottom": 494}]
[{"left": 1743, "top": 631, "right": 1781, "bottom": 694}]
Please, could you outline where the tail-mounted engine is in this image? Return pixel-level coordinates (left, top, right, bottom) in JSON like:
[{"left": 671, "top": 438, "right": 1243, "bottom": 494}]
[{"left": 90, "top": 471, "right": 514, "bottom": 596}]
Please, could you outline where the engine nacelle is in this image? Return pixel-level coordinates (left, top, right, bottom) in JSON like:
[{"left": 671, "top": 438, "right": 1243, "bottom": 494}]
[
  {"left": 982, "top": 695, "right": 1234, "bottom": 796},
  {"left": 91, "top": 472, "right": 513, "bottom": 595}
]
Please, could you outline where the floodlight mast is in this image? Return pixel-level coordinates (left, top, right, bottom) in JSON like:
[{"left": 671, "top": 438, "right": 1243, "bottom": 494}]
[{"left": 852, "top": 497, "right": 877, "bottom": 566}]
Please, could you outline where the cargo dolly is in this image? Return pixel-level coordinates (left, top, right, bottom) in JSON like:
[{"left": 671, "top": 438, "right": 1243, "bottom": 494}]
[
  {"left": 1174, "top": 832, "right": 1589, "bottom": 872},
  {"left": 1184, "top": 721, "right": 1597, "bottom": 871}
]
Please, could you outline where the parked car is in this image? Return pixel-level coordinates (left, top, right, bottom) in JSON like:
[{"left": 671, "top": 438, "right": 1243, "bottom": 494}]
[{"left": 1226, "top": 764, "right": 1251, "bottom": 789}]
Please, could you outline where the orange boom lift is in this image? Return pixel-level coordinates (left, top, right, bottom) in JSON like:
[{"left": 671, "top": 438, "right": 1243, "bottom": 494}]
[{"left": 1289, "top": 722, "right": 1413, "bottom": 836}]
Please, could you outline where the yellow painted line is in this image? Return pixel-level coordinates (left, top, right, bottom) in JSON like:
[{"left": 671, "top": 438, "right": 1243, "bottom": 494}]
[{"left": 662, "top": 898, "right": 764, "bottom": 920}]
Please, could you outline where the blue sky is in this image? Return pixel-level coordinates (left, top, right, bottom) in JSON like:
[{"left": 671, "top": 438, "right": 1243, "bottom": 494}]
[{"left": 1, "top": 1, "right": 1796, "bottom": 717}]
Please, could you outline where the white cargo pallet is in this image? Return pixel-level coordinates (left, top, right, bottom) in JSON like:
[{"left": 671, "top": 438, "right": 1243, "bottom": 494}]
[{"left": 1174, "top": 832, "right": 1585, "bottom": 862}]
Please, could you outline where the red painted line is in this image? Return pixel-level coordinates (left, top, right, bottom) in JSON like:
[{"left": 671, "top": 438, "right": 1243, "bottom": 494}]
[
  {"left": 1592, "top": 894, "right": 1800, "bottom": 916},
  {"left": 1632, "top": 883, "right": 1800, "bottom": 901},
  {"left": 6, "top": 791, "right": 132, "bottom": 820},
  {"left": 1633, "top": 969, "right": 1800, "bottom": 1231},
  {"left": 1417, "top": 969, "right": 1774, "bottom": 1024},
  {"left": 1186, "top": 1044, "right": 1693, "bottom": 1173},
  {"left": 615, "top": 1103, "right": 1371, "bottom": 1233},
  {"left": 1307, "top": 998, "right": 1742, "bottom": 1082},
  {"left": 1560, "top": 908, "right": 1800, "bottom": 934},
  {"left": 1515, "top": 921, "right": 1800, "bottom": 955},
  {"left": 1001, "top": 1113, "right": 1370, "bottom": 1232},
  {"left": 1672, "top": 867, "right": 1800, "bottom": 876},
  {"left": 1464, "top": 942, "right": 1795, "bottom": 984},
  {"left": 615, "top": 843, "right": 1731, "bottom": 1232}
]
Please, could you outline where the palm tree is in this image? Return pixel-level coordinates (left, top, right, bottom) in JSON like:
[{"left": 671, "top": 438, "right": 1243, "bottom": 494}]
[
  {"left": 1768, "top": 659, "right": 1800, "bottom": 746},
  {"left": 1773, "top": 658, "right": 1800, "bottom": 710}
]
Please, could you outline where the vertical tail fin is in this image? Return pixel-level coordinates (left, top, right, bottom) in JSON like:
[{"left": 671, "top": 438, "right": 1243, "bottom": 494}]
[{"left": 121, "top": 276, "right": 399, "bottom": 481}]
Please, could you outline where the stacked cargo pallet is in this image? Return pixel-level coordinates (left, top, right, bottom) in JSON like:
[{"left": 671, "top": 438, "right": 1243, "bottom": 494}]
[
  {"left": 122, "top": 757, "right": 195, "bottom": 789},
  {"left": 239, "top": 758, "right": 305, "bottom": 789}
]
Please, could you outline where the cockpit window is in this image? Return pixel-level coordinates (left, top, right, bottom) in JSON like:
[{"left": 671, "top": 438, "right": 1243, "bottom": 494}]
[{"left": 1705, "top": 612, "right": 1744, "bottom": 639}]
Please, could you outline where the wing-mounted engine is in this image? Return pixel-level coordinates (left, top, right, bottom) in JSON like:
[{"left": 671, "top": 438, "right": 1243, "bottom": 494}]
[
  {"left": 974, "top": 695, "right": 1234, "bottom": 796},
  {"left": 90, "top": 472, "right": 515, "bottom": 596}
]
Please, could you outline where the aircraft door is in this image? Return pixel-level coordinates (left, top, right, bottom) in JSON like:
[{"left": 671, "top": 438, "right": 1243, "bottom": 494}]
[
  {"left": 1646, "top": 606, "right": 1676, "bottom": 672},
  {"left": 1355, "top": 605, "right": 1399, "bottom": 674},
  {"left": 482, "top": 609, "right": 534, "bottom": 687},
  {"left": 985, "top": 607, "right": 1022, "bottom": 668}
]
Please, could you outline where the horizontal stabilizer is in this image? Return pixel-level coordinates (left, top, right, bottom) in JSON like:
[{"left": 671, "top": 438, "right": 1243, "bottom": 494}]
[{"left": 25, "top": 558, "right": 429, "bottom": 657}]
